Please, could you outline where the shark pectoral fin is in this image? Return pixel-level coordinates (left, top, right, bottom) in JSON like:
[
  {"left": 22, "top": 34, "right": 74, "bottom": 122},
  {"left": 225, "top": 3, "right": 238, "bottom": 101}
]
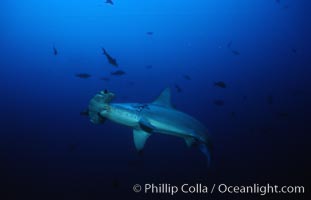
[
  {"left": 133, "top": 129, "right": 151, "bottom": 152},
  {"left": 89, "top": 111, "right": 106, "bottom": 124},
  {"left": 139, "top": 118, "right": 155, "bottom": 133}
]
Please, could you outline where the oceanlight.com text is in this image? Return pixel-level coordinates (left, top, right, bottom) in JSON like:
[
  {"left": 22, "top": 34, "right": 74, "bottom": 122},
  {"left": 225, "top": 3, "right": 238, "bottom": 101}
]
[{"left": 133, "top": 183, "right": 305, "bottom": 196}]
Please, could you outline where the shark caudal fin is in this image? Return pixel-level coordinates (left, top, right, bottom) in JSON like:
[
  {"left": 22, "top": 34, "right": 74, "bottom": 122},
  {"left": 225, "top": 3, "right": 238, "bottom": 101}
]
[
  {"left": 88, "top": 90, "right": 115, "bottom": 124},
  {"left": 184, "top": 136, "right": 212, "bottom": 167}
]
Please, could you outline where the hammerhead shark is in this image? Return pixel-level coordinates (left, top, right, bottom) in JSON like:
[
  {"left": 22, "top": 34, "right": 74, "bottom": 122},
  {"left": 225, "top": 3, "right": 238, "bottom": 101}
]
[{"left": 88, "top": 88, "right": 212, "bottom": 165}]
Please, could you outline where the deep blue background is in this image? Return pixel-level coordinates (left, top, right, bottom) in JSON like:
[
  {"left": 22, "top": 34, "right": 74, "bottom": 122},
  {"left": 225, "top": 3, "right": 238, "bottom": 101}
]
[{"left": 0, "top": 0, "right": 310, "bottom": 199}]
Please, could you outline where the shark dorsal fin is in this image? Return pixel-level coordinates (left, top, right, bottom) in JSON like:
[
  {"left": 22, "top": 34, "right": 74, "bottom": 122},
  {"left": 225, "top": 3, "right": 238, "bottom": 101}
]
[{"left": 152, "top": 88, "right": 172, "bottom": 108}]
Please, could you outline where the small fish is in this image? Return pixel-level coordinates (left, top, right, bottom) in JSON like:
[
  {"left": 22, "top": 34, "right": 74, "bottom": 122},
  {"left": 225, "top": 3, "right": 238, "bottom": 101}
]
[
  {"left": 105, "top": 0, "right": 114, "bottom": 5},
  {"left": 231, "top": 50, "right": 240, "bottom": 56},
  {"left": 80, "top": 109, "right": 89, "bottom": 116},
  {"left": 213, "top": 100, "right": 224, "bottom": 106},
  {"left": 146, "top": 32, "right": 154, "bottom": 35},
  {"left": 100, "top": 77, "right": 110, "bottom": 81},
  {"left": 111, "top": 70, "right": 126, "bottom": 76},
  {"left": 183, "top": 75, "right": 191, "bottom": 80},
  {"left": 145, "top": 65, "right": 153, "bottom": 69},
  {"left": 53, "top": 46, "right": 58, "bottom": 55},
  {"left": 214, "top": 81, "right": 227, "bottom": 88},
  {"left": 102, "top": 48, "right": 118, "bottom": 67},
  {"left": 230, "top": 112, "right": 236, "bottom": 118},
  {"left": 174, "top": 84, "right": 182, "bottom": 93},
  {"left": 75, "top": 73, "right": 91, "bottom": 79}
]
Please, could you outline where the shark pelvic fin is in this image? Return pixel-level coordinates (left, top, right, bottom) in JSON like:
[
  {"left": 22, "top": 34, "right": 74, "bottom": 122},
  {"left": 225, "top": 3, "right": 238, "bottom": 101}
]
[
  {"left": 133, "top": 129, "right": 151, "bottom": 152},
  {"left": 139, "top": 118, "right": 155, "bottom": 133},
  {"left": 152, "top": 88, "right": 172, "bottom": 108}
]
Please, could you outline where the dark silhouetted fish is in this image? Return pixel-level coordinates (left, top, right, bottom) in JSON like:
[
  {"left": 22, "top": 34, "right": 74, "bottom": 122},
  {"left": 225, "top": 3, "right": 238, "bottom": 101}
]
[
  {"left": 102, "top": 48, "right": 118, "bottom": 67},
  {"left": 145, "top": 65, "right": 153, "bottom": 69},
  {"left": 231, "top": 50, "right": 240, "bottom": 55},
  {"left": 183, "top": 75, "right": 191, "bottom": 80},
  {"left": 146, "top": 32, "right": 153, "bottom": 35},
  {"left": 227, "top": 41, "right": 240, "bottom": 55},
  {"left": 75, "top": 73, "right": 91, "bottom": 79},
  {"left": 174, "top": 84, "right": 182, "bottom": 93},
  {"left": 230, "top": 112, "right": 236, "bottom": 118},
  {"left": 53, "top": 46, "right": 58, "bottom": 55},
  {"left": 100, "top": 77, "right": 110, "bottom": 81},
  {"left": 275, "top": 0, "right": 289, "bottom": 9},
  {"left": 105, "top": 0, "right": 114, "bottom": 5},
  {"left": 213, "top": 100, "right": 224, "bottom": 106},
  {"left": 267, "top": 95, "right": 273, "bottom": 105},
  {"left": 80, "top": 109, "right": 89, "bottom": 117},
  {"left": 214, "top": 81, "right": 227, "bottom": 88},
  {"left": 111, "top": 70, "right": 125, "bottom": 76}
]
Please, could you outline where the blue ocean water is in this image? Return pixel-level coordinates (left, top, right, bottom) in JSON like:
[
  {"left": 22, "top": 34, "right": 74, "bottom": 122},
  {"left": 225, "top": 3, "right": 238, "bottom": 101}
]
[{"left": 0, "top": 0, "right": 310, "bottom": 199}]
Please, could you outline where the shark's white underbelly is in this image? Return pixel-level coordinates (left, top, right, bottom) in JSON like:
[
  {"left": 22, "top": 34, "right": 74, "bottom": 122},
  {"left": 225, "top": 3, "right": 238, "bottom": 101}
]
[
  {"left": 143, "top": 106, "right": 207, "bottom": 142},
  {"left": 147, "top": 119, "right": 188, "bottom": 137}
]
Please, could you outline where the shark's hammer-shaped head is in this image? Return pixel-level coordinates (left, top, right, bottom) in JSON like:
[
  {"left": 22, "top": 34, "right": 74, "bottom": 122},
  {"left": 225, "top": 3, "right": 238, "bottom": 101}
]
[{"left": 88, "top": 90, "right": 115, "bottom": 124}]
